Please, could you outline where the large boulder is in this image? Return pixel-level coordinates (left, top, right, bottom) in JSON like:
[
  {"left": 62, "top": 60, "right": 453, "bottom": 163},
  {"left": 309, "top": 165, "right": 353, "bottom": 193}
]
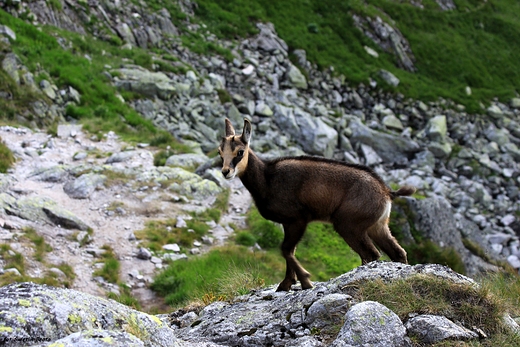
[
  {"left": 0, "top": 282, "right": 223, "bottom": 347},
  {"left": 348, "top": 118, "right": 419, "bottom": 164},
  {"left": 274, "top": 104, "right": 338, "bottom": 158}
]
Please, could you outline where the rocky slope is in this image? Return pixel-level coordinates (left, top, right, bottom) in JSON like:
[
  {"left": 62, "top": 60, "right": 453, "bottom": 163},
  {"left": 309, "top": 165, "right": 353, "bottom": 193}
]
[{"left": 3, "top": 262, "right": 518, "bottom": 347}]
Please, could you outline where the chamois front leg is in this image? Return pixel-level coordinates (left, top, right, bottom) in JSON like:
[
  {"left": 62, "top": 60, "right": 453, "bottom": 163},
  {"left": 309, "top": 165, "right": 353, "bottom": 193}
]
[{"left": 276, "top": 222, "right": 312, "bottom": 292}]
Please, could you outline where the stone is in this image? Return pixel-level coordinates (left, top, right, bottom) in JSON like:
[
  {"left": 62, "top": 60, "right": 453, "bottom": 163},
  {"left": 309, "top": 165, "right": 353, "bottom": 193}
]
[
  {"left": 162, "top": 243, "right": 181, "bottom": 252},
  {"left": 382, "top": 114, "right": 403, "bottom": 131},
  {"left": 286, "top": 64, "right": 308, "bottom": 89},
  {"left": 63, "top": 173, "right": 106, "bottom": 199},
  {"left": 364, "top": 45, "right": 379, "bottom": 58},
  {"left": 106, "top": 151, "right": 135, "bottom": 164},
  {"left": 331, "top": 301, "right": 411, "bottom": 347},
  {"left": 405, "top": 315, "right": 478, "bottom": 343},
  {"left": 349, "top": 118, "right": 420, "bottom": 164},
  {"left": 379, "top": 69, "right": 399, "bottom": 87},
  {"left": 426, "top": 115, "right": 447, "bottom": 141},
  {"left": 136, "top": 247, "right": 152, "bottom": 260},
  {"left": 165, "top": 153, "right": 209, "bottom": 169},
  {"left": 0, "top": 25, "right": 16, "bottom": 41}
]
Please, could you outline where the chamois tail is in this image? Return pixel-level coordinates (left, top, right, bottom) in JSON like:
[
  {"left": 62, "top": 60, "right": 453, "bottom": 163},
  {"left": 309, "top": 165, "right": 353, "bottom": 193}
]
[{"left": 390, "top": 185, "right": 416, "bottom": 200}]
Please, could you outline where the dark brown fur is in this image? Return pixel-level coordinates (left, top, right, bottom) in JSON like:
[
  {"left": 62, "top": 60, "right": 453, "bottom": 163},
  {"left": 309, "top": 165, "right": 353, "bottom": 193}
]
[{"left": 219, "top": 119, "right": 415, "bottom": 291}]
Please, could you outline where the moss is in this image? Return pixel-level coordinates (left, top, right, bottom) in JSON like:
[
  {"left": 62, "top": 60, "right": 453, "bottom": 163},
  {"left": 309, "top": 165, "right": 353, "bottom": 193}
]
[
  {"left": 0, "top": 326, "right": 13, "bottom": 333},
  {"left": 18, "top": 299, "right": 31, "bottom": 307},
  {"left": 68, "top": 314, "right": 82, "bottom": 324}
]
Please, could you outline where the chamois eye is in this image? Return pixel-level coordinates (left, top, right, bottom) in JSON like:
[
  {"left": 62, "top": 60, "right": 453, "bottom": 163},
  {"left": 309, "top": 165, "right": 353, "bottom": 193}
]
[{"left": 237, "top": 150, "right": 244, "bottom": 157}]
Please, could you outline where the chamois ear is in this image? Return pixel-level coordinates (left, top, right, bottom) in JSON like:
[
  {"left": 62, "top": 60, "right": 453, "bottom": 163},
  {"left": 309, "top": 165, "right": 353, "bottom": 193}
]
[
  {"left": 241, "top": 119, "right": 252, "bottom": 144},
  {"left": 224, "top": 118, "right": 235, "bottom": 137}
]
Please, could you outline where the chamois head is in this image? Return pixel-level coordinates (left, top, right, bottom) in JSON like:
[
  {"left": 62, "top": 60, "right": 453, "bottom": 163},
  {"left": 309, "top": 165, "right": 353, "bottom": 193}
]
[{"left": 218, "top": 118, "right": 252, "bottom": 179}]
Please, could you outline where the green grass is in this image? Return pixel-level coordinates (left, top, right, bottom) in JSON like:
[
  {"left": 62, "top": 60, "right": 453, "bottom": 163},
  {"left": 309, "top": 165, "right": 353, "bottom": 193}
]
[
  {"left": 151, "top": 245, "right": 284, "bottom": 306},
  {"left": 192, "top": 0, "right": 520, "bottom": 112},
  {"left": 93, "top": 245, "right": 120, "bottom": 284},
  {"left": 23, "top": 227, "right": 53, "bottom": 262},
  {"left": 0, "top": 139, "right": 15, "bottom": 173}
]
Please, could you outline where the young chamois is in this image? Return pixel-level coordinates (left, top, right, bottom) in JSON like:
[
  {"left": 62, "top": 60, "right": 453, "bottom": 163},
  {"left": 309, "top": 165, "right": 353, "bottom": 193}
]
[{"left": 218, "top": 118, "right": 415, "bottom": 291}]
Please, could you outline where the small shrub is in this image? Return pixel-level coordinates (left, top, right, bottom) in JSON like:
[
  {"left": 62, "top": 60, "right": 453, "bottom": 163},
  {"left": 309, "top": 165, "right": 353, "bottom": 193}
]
[
  {"left": 235, "top": 231, "right": 257, "bottom": 247},
  {"left": 0, "top": 139, "right": 15, "bottom": 173}
]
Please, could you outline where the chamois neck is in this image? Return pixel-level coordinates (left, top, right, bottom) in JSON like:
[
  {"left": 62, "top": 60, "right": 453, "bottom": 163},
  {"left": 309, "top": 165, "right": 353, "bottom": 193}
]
[{"left": 239, "top": 149, "right": 267, "bottom": 198}]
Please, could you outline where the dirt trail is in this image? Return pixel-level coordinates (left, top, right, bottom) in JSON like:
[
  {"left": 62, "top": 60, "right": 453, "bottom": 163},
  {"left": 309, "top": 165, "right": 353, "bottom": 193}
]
[{"left": 0, "top": 125, "right": 252, "bottom": 311}]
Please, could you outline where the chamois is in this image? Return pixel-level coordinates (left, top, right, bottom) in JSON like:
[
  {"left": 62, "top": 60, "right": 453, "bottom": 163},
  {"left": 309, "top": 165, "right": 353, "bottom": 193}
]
[{"left": 218, "top": 118, "right": 415, "bottom": 291}]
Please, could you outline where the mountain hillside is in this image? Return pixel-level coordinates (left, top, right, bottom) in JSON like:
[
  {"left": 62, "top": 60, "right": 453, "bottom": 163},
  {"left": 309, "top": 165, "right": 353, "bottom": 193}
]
[{"left": 1, "top": 1, "right": 520, "bottom": 346}]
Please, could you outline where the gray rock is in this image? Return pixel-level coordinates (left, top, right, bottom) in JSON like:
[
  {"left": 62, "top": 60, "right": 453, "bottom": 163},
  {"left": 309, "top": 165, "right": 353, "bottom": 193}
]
[
  {"left": 274, "top": 104, "right": 337, "bottom": 157},
  {"left": 0, "top": 282, "right": 206, "bottom": 347},
  {"left": 0, "top": 195, "right": 89, "bottom": 230},
  {"left": 405, "top": 315, "right": 478, "bottom": 343},
  {"left": 137, "top": 247, "right": 152, "bottom": 260},
  {"left": 304, "top": 293, "right": 353, "bottom": 332},
  {"left": 30, "top": 166, "right": 68, "bottom": 182},
  {"left": 382, "top": 114, "right": 403, "bottom": 131},
  {"left": 250, "top": 22, "right": 288, "bottom": 54},
  {"left": 349, "top": 118, "right": 419, "bottom": 164},
  {"left": 63, "top": 174, "right": 106, "bottom": 199},
  {"left": 0, "top": 25, "right": 16, "bottom": 41},
  {"left": 106, "top": 151, "right": 135, "bottom": 164},
  {"left": 43, "top": 205, "right": 90, "bottom": 230},
  {"left": 331, "top": 301, "right": 411, "bottom": 347},
  {"left": 426, "top": 115, "right": 447, "bottom": 141},
  {"left": 379, "top": 69, "right": 400, "bottom": 86},
  {"left": 2, "top": 53, "right": 20, "bottom": 84},
  {"left": 163, "top": 243, "right": 181, "bottom": 252},
  {"left": 285, "top": 64, "right": 308, "bottom": 89},
  {"left": 114, "top": 68, "right": 176, "bottom": 100},
  {"left": 40, "top": 79, "right": 56, "bottom": 100},
  {"left": 166, "top": 153, "right": 209, "bottom": 169},
  {"left": 57, "top": 124, "right": 83, "bottom": 138},
  {"left": 511, "top": 97, "right": 520, "bottom": 109}
]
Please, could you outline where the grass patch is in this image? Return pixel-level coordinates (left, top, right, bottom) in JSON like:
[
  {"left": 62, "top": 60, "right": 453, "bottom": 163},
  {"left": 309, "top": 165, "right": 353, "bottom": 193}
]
[
  {"left": 23, "top": 227, "right": 53, "bottom": 262},
  {"left": 151, "top": 245, "right": 283, "bottom": 307},
  {"left": 93, "top": 245, "right": 120, "bottom": 284},
  {"left": 0, "top": 138, "right": 15, "bottom": 173},
  {"left": 135, "top": 217, "right": 209, "bottom": 252}
]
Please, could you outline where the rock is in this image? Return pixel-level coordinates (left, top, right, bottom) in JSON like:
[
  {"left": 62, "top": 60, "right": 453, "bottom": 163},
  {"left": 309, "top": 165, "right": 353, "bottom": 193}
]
[
  {"left": 364, "top": 45, "right": 379, "bottom": 58},
  {"left": 379, "top": 69, "right": 400, "bottom": 87},
  {"left": 250, "top": 22, "right": 288, "bottom": 54},
  {"left": 0, "top": 282, "right": 186, "bottom": 347},
  {"left": 0, "top": 195, "right": 89, "bottom": 230},
  {"left": 57, "top": 124, "right": 83, "bottom": 138},
  {"left": 0, "top": 25, "right": 16, "bottom": 41},
  {"left": 136, "top": 247, "right": 152, "bottom": 260},
  {"left": 331, "top": 301, "right": 411, "bottom": 347},
  {"left": 511, "top": 97, "right": 520, "bottom": 109},
  {"left": 39, "top": 79, "right": 56, "bottom": 100},
  {"left": 274, "top": 104, "right": 338, "bottom": 157},
  {"left": 382, "top": 114, "right": 403, "bottom": 131},
  {"left": 30, "top": 166, "right": 68, "bottom": 182},
  {"left": 114, "top": 67, "right": 176, "bottom": 100},
  {"left": 349, "top": 118, "right": 419, "bottom": 164},
  {"left": 2, "top": 53, "right": 20, "bottom": 84},
  {"left": 285, "top": 64, "right": 308, "bottom": 89},
  {"left": 163, "top": 243, "right": 181, "bottom": 252},
  {"left": 426, "top": 115, "right": 447, "bottom": 141},
  {"left": 405, "top": 315, "right": 478, "bottom": 343},
  {"left": 165, "top": 153, "right": 209, "bottom": 169},
  {"left": 106, "top": 151, "right": 135, "bottom": 164},
  {"left": 63, "top": 174, "right": 107, "bottom": 199},
  {"left": 304, "top": 293, "right": 353, "bottom": 332},
  {"left": 43, "top": 206, "right": 90, "bottom": 231}
]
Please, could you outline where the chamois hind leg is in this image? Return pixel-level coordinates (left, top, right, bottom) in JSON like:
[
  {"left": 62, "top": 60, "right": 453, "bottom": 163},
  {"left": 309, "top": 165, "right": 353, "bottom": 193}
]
[
  {"left": 368, "top": 222, "right": 408, "bottom": 264},
  {"left": 276, "top": 222, "right": 311, "bottom": 292},
  {"left": 334, "top": 221, "right": 381, "bottom": 265}
]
